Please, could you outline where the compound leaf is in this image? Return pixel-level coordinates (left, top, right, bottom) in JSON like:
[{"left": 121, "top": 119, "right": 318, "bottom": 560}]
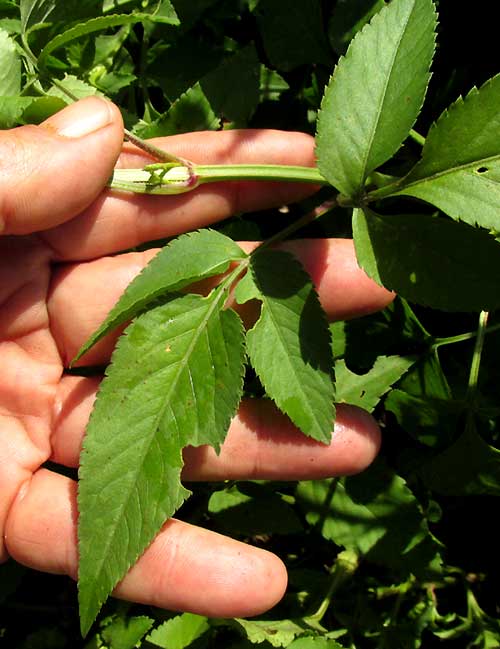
[
  {"left": 78, "top": 290, "right": 245, "bottom": 635},
  {"left": 388, "top": 74, "right": 500, "bottom": 230},
  {"left": 235, "top": 250, "right": 335, "bottom": 443},
  {"left": 73, "top": 229, "right": 246, "bottom": 362},
  {"left": 353, "top": 208, "right": 500, "bottom": 311},
  {"left": 316, "top": 0, "right": 436, "bottom": 198}
]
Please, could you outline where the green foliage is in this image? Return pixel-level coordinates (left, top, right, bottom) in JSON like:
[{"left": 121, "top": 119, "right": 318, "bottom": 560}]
[
  {"left": 235, "top": 250, "right": 335, "bottom": 443},
  {"left": 316, "top": 0, "right": 436, "bottom": 198},
  {"left": 2, "top": 0, "right": 500, "bottom": 647}
]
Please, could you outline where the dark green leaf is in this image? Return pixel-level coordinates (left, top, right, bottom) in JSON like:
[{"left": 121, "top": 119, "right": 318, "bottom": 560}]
[
  {"left": 20, "top": 95, "right": 67, "bottom": 123},
  {"left": 335, "top": 354, "right": 415, "bottom": 412},
  {"left": 146, "top": 613, "right": 209, "bottom": 649},
  {"left": 328, "top": 0, "right": 386, "bottom": 54},
  {"left": 390, "top": 75, "right": 500, "bottom": 230},
  {"left": 256, "top": 0, "right": 332, "bottom": 71},
  {"left": 316, "top": 0, "right": 436, "bottom": 198},
  {"left": 353, "top": 208, "right": 500, "bottom": 311},
  {"left": 201, "top": 44, "right": 260, "bottom": 123},
  {"left": 78, "top": 291, "right": 245, "bottom": 634},
  {"left": 419, "top": 416, "right": 500, "bottom": 496},
  {"left": 0, "top": 96, "right": 33, "bottom": 128},
  {"left": 20, "top": 0, "right": 57, "bottom": 33},
  {"left": 235, "top": 250, "right": 335, "bottom": 443},
  {"left": 208, "top": 484, "right": 303, "bottom": 536},
  {"left": 74, "top": 230, "right": 246, "bottom": 362}
]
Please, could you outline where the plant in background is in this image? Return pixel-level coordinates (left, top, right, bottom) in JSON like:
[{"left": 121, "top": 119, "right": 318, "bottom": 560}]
[{"left": 1, "top": 0, "right": 500, "bottom": 646}]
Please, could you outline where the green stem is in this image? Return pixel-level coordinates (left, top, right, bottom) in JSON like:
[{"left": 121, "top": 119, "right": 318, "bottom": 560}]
[
  {"left": 432, "top": 321, "right": 500, "bottom": 351},
  {"left": 409, "top": 128, "right": 426, "bottom": 147},
  {"left": 110, "top": 164, "right": 328, "bottom": 195},
  {"left": 304, "top": 550, "right": 359, "bottom": 624},
  {"left": 466, "top": 310, "right": 489, "bottom": 403}
]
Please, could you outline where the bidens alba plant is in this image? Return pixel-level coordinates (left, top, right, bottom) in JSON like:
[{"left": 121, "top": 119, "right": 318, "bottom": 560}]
[{"left": 15, "top": 0, "right": 495, "bottom": 634}]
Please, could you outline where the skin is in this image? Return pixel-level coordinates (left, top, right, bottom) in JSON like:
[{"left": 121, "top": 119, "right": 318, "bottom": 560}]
[{"left": 0, "top": 97, "right": 393, "bottom": 618}]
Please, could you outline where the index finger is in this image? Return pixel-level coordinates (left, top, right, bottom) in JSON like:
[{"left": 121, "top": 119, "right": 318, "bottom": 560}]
[{"left": 40, "top": 129, "right": 319, "bottom": 261}]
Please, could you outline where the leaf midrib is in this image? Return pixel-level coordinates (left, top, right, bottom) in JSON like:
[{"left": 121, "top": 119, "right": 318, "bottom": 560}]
[{"left": 80, "top": 291, "right": 226, "bottom": 611}]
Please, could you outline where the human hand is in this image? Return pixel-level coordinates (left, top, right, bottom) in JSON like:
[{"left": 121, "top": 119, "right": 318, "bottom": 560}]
[{"left": 0, "top": 97, "right": 393, "bottom": 617}]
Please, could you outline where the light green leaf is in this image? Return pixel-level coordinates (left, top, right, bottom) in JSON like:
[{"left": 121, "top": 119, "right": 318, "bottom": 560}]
[
  {"left": 78, "top": 291, "right": 245, "bottom": 635},
  {"left": 147, "top": 0, "right": 180, "bottom": 25},
  {"left": 0, "top": 29, "right": 20, "bottom": 97},
  {"left": 37, "top": 13, "right": 151, "bottom": 68},
  {"left": 20, "top": 95, "right": 67, "bottom": 124},
  {"left": 235, "top": 250, "right": 335, "bottom": 443},
  {"left": 146, "top": 613, "right": 209, "bottom": 649},
  {"left": 20, "top": 0, "right": 56, "bottom": 33},
  {"left": 48, "top": 74, "right": 101, "bottom": 100},
  {"left": 335, "top": 354, "right": 415, "bottom": 412},
  {"left": 353, "top": 208, "right": 500, "bottom": 311},
  {"left": 133, "top": 83, "right": 220, "bottom": 138},
  {"left": 419, "top": 415, "right": 500, "bottom": 496},
  {"left": 233, "top": 618, "right": 308, "bottom": 648},
  {"left": 73, "top": 229, "right": 246, "bottom": 362},
  {"left": 388, "top": 75, "right": 500, "bottom": 230},
  {"left": 259, "top": 65, "right": 289, "bottom": 102},
  {"left": 316, "top": 0, "right": 436, "bottom": 198},
  {"left": 0, "top": 96, "right": 32, "bottom": 128},
  {"left": 101, "top": 615, "right": 153, "bottom": 649}
]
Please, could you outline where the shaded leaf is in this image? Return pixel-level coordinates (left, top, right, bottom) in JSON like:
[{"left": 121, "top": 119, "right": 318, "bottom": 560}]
[
  {"left": 419, "top": 415, "right": 500, "bottom": 496},
  {"left": 78, "top": 291, "right": 245, "bottom": 634},
  {"left": 316, "top": 0, "right": 436, "bottom": 197},
  {"left": 201, "top": 44, "right": 260, "bottom": 123},
  {"left": 297, "top": 459, "right": 442, "bottom": 576},
  {"left": 255, "top": 0, "right": 332, "bottom": 71},
  {"left": 335, "top": 354, "right": 415, "bottom": 412},
  {"left": 390, "top": 75, "right": 500, "bottom": 230},
  {"left": 353, "top": 208, "right": 500, "bottom": 311},
  {"left": 133, "top": 83, "right": 220, "bottom": 138},
  {"left": 235, "top": 250, "right": 335, "bottom": 443},
  {"left": 208, "top": 484, "right": 303, "bottom": 536},
  {"left": 328, "top": 0, "right": 386, "bottom": 54},
  {"left": 146, "top": 613, "right": 209, "bottom": 649},
  {"left": 74, "top": 230, "right": 246, "bottom": 362},
  {"left": 0, "top": 96, "right": 32, "bottom": 128}
]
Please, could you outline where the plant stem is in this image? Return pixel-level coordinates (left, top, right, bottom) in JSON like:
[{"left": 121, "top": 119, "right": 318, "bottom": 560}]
[
  {"left": 409, "top": 128, "right": 426, "bottom": 147},
  {"left": 110, "top": 164, "right": 328, "bottom": 194},
  {"left": 466, "top": 310, "right": 489, "bottom": 404},
  {"left": 432, "top": 322, "right": 500, "bottom": 350}
]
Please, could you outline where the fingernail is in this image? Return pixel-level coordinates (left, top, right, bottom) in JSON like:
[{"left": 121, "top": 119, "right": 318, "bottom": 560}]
[{"left": 43, "top": 96, "right": 114, "bottom": 138}]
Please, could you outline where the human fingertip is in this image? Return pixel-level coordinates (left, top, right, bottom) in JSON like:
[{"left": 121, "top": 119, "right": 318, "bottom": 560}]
[
  {"left": 42, "top": 96, "right": 119, "bottom": 139},
  {"left": 334, "top": 404, "right": 382, "bottom": 475}
]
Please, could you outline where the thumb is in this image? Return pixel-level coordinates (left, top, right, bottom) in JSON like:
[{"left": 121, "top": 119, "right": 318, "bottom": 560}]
[{"left": 0, "top": 96, "right": 123, "bottom": 235}]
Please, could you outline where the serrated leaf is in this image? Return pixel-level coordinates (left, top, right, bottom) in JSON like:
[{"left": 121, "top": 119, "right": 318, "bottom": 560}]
[
  {"left": 146, "top": 613, "right": 209, "bottom": 649},
  {"left": 289, "top": 638, "right": 344, "bottom": 649},
  {"left": 133, "top": 83, "right": 220, "bottom": 138},
  {"left": 37, "top": 13, "right": 151, "bottom": 68},
  {"left": 78, "top": 291, "right": 245, "bottom": 635},
  {"left": 235, "top": 250, "right": 335, "bottom": 443},
  {"left": 101, "top": 615, "right": 153, "bottom": 649},
  {"left": 353, "top": 208, "right": 500, "bottom": 311},
  {"left": 0, "top": 29, "right": 20, "bottom": 97},
  {"left": 335, "top": 354, "right": 415, "bottom": 412},
  {"left": 316, "top": 0, "right": 436, "bottom": 198},
  {"left": 48, "top": 73, "right": 101, "bottom": 100},
  {"left": 389, "top": 74, "right": 500, "bottom": 230},
  {"left": 74, "top": 229, "right": 246, "bottom": 362}
]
